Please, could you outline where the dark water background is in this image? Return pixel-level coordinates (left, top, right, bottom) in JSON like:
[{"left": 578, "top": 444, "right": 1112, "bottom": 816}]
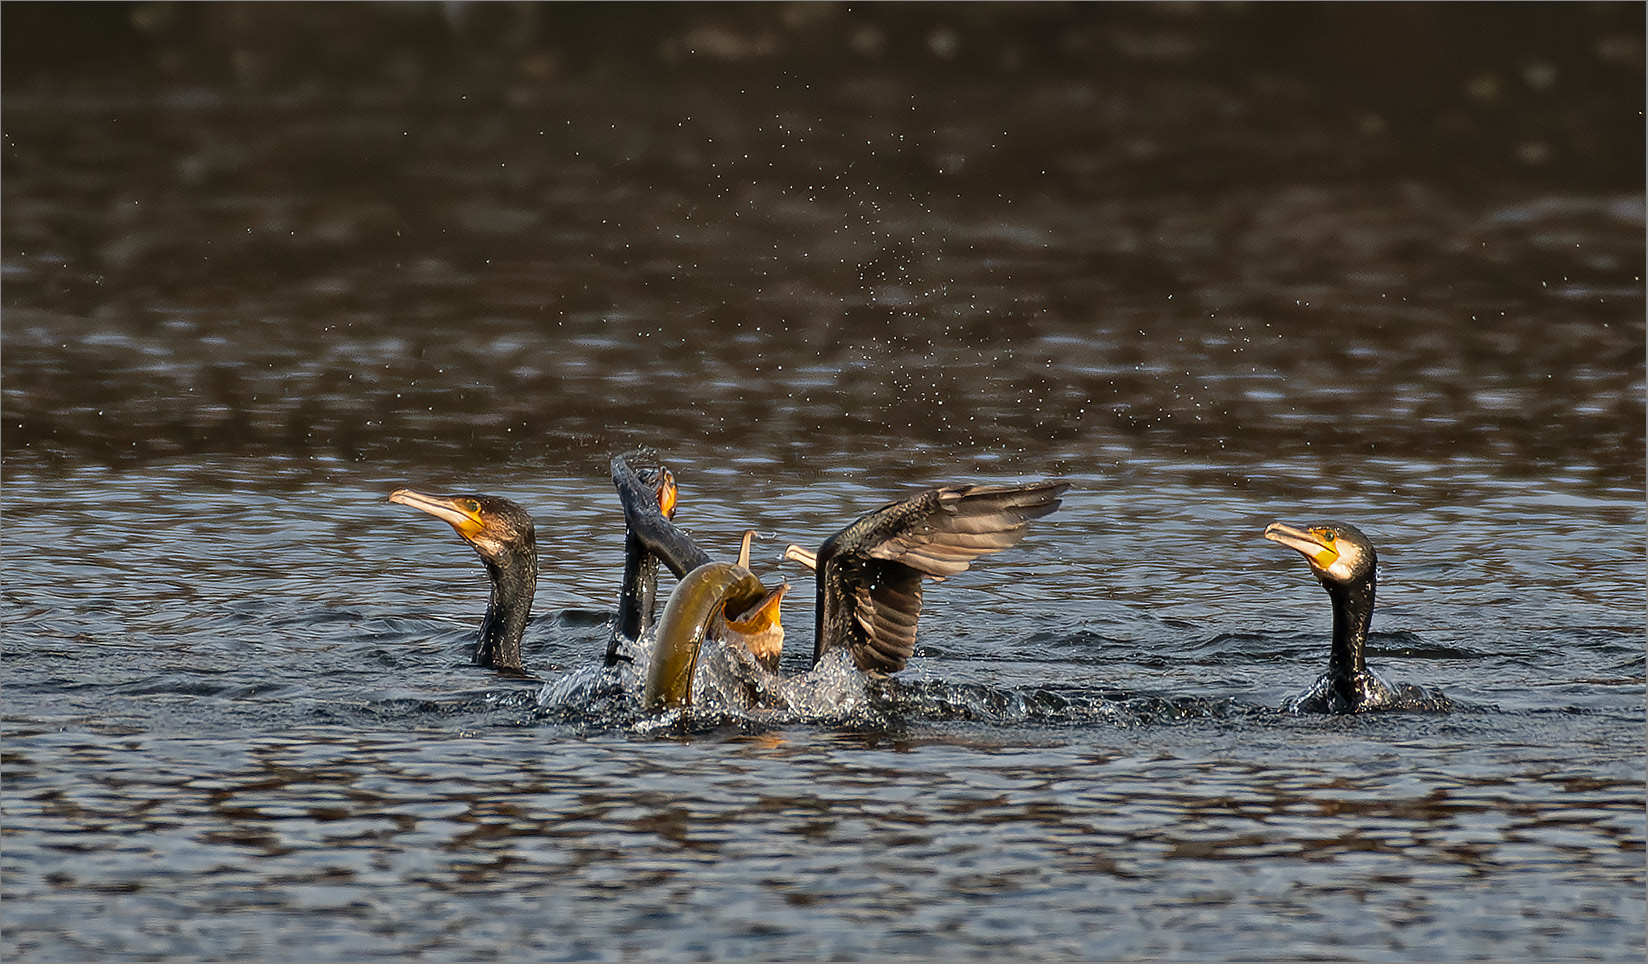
[{"left": 3, "top": 4, "right": 1644, "bottom": 961}]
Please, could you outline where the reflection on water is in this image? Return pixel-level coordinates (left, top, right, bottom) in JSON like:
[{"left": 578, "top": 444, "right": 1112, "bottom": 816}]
[{"left": 3, "top": 4, "right": 1644, "bottom": 961}]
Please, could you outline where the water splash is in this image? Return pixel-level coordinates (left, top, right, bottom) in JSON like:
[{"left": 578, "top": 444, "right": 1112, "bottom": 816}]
[{"left": 527, "top": 630, "right": 1253, "bottom": 732}]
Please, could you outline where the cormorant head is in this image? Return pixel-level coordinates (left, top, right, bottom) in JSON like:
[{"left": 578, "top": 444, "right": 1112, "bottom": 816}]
[
  {"left": 389, "top": 489, "right": 537, "bottom": 567},
  {"left": 1263, "top": 520, "right": 1376, "bottom": 586},
  {"left": 635, "top": 465, "right": 678, "bottom": 520},
  {"left": 723, "top": 530, "right": 786, "bottom": 666},
  {"left": 721, "top": 581, "right": 788, "bottom": 670}
]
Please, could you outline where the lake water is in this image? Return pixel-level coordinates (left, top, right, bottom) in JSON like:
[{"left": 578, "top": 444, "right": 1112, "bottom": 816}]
[{"left": 3, "top": 5, "right": 1643, "bottom": 961}]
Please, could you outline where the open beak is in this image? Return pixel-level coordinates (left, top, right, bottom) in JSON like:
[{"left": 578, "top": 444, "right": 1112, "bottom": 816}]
[
  {"left": 736, "top": 530, "right": 758, "bottom": 569},
  {"left": 725, "top": 582, "right": 788, "bottom": 669},
  {"left": 390, "top": 488, "right": 485, "bottom": 541},
  {"left": 727, "top": 582, "right": 787, "bottom": 633}
]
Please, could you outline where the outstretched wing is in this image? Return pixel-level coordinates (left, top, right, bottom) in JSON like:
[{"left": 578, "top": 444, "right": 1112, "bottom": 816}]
[{"left": 815, "top": 480, "right": 1069, "bottom": 673}]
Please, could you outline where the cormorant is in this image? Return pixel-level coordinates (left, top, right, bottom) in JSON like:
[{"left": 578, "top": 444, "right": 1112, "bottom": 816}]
[
  {"left": 390, "top": 453, "right": 710, "bottom": 676},
  {"left": 783, "top": 481, "right": 1070, "bottom": 674},
  {"left": 388, "top": 459, "right": 1064, "bottom": 711},
  {"left": 641, "top": 544, "right": 785, "bottom": 712},
  {"left": 1263, "top": 520, "right": 1450, "bottom": 713},
  {"left": 608, "top": 454, "right": 788, "bottom": 685},
  {"left": 608, "top": 455, "right": 711, "bottom": 665},
  {"left": 641, "top": 478, "right": 1066, "bottom": 707},
  {"left": 388, "top": 489, "right": 537, "bottom": 675}
]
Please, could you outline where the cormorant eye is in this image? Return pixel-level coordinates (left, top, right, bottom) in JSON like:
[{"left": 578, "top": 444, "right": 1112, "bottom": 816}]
[
  {"left": 1320, "top": 531, "right": 1335, "bottom": 543},
  {"left": 462, "top": 499, "right": 482, "bottom": 514}
]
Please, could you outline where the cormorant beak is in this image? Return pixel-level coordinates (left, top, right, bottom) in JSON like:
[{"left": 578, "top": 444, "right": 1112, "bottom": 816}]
[
  {"left": 724, "top": 582, "right": 788, "bottom": 665},
  {"left": 727, "top": 582, "right": 787, "bottom": 632},
  {"left": 783, "top": 544, "right": 818, "bottom": 570},
  {"left": 1263, "top": 521, "right": 1340, "bottom": 574},
  {"left": 654, "top": 467, "right": 678, "bottom": 520},
  {"left": 391, "top": 488, "right": 487, "bottom": 542}
]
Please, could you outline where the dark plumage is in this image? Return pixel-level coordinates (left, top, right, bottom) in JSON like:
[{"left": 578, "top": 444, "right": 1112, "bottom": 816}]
[
  {"left": 389, "top": 489, "right": 538, "bottom": 675},
  {"left": 607, "top": 454, "right": 713, "bottom": 665},
  {"left": 386, "top": 461, "right": 1066, "bottom": 697},
  {"left": 786, "top": 481, "right": 1070, "bottom": 674}
]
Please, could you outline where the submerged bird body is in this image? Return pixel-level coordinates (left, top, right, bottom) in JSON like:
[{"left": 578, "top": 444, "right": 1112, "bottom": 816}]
[
  {"left": 389, "top": 489, "right": 537, "bottom": 675},
  {"left": 1263, "top": 520, "right": 1449, "bottom": 713}
]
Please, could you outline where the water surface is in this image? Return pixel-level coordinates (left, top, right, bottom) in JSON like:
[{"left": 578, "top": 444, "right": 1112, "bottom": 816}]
[{"left": 3, "top": 5, "right": 1643, "bottom": 961}]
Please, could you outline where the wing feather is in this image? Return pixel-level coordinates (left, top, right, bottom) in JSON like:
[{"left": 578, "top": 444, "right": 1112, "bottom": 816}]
[
  {"left": 847, "top": 561, "right": 923, "bottom": 674},
  {"left": 815, "top": 480, "right": 1069, "bottom": 673},
  {"left": 865, "top": 481, "right": 1069, "bottom": 577}
]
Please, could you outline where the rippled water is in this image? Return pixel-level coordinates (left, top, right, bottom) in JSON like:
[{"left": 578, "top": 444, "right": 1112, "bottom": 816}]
[
  {"left": 5, "top": 457, "right": 1642, "bottom": 960},
  {"left": 4, "top": 5, "right": 1644, "bottom": 961}
]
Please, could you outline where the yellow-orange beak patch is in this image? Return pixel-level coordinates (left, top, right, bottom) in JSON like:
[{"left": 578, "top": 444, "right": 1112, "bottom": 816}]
[
  {"left": 725, "top": 582, "right": 787, "bottom": 667},
  {"left": 654, "top": 468, "right": 678, "bottom": 520},
  {"left": 1263, "top": 521, "right": 1339, "bottom": 571},
  {"left": 390, "top": 489, "right": 487, "bottom": 542},
  {"left": 728, "top": 583, "right": 787, "bottom": 634}
]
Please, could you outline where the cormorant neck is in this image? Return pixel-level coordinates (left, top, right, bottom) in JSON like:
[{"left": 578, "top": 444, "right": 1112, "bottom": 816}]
[
  {"left": 477, "top": 547, "right": 536, "bottom": 674},
  {"left": 1323, "top": 570, "right": 1374, "bottom": 681},
  {"left": 609, "top": 531, "right": 660, "bottom": 665},
  {"left": 812, "top": 572, "right": 828, "bottom": 668},
  {"left": 811, "top": 545, "right": 842, "bottom": 668}
]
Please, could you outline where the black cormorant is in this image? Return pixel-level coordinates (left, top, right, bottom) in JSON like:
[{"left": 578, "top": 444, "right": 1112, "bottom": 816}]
[
  {"left": 390, "top": 454, "right": 713, "bottom": 676},
  {"left": 388, "top": 460, "right": 1064, "bottom": 710},
  {"left": 1263, "top": 520, "right": 1450, "bottom": 713},
  {"left": 641, "top": 478, "right": 1066, "bottom": 707},
  {"left": 607, "top": 455, "right": 712, "bottom": 665},
  {"left": 388, "top": 489, "right": 538, "bottom": 675},
  {"left": 783, "top": 481, "right": 1070, "bottom": 674}
]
